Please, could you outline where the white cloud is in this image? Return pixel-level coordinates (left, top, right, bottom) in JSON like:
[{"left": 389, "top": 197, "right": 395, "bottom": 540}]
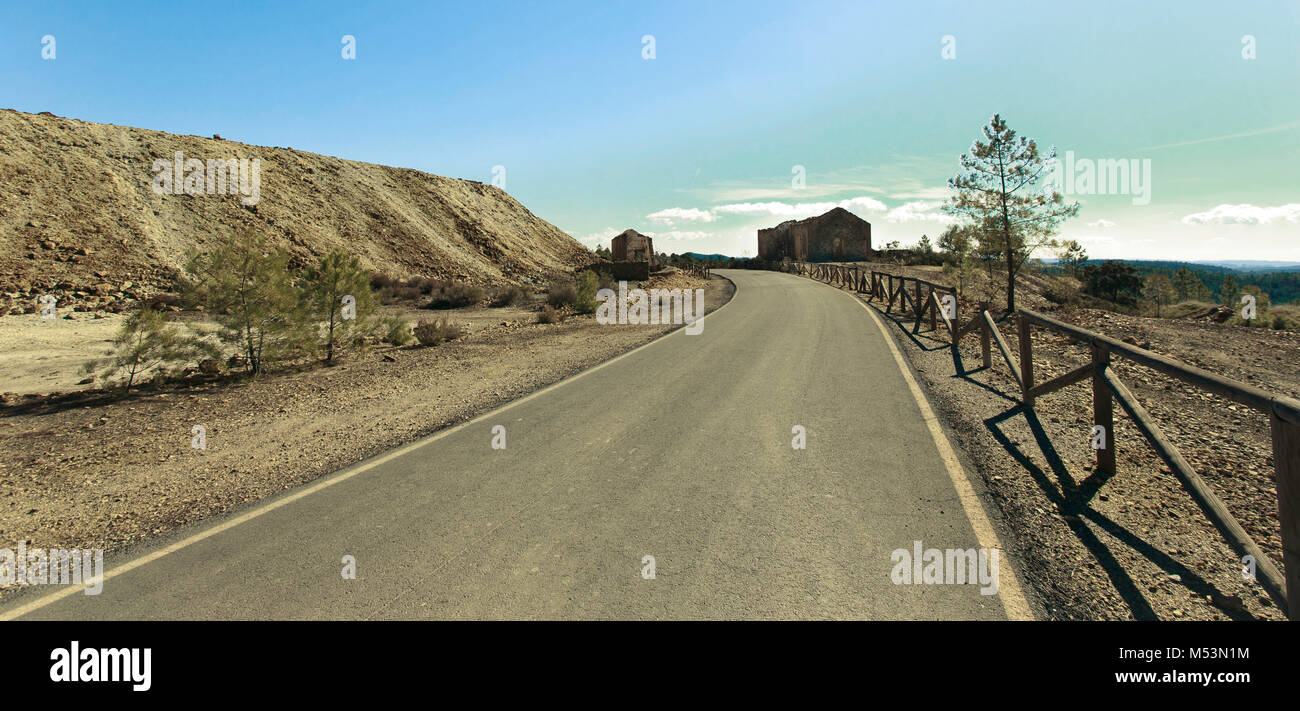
[
  {"left": 643, "top": 230, "right": 712, "bottom": 242},
  {"left": 646, "top": 207, "right": 716, "bottom": 226},
  {"left": 889, "top": 187, "right": 951, "bottom": 201},
  {"left": 1087, "top": 219, "right": 1116, "bottom": 228},
  {"left": 711, "top": 195, "right": 888, "bottom": 220},
  {"left": 1182, "top": 203, "right": 1300, "bottom": 225},
  {"left": 1060, "top": 234, "right": 1117, "bottom": 249},
  {"left": 572, "top": 227, "right": 620, "bottom": 248},
  {"left": 679, "top": 182, "right": 885, "bottom": 202},
  {"left": 885, "top": 201, "right": 953, "bottom": 224}
]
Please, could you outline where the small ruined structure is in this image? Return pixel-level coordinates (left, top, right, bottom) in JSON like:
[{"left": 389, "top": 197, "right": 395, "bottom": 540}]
[
  {"left": 595, "top": 229, "right": 657, "bottom": 281},
  {"left": 611, "top": 229, "right": 656, "bottom": 264},
  {"left": 757, "top": 207, "right": 871, "bottom": 261}
]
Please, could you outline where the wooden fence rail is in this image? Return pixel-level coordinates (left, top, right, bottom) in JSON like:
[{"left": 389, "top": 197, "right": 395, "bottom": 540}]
[{"left": 783, "top": 260, "right": 1300, "bottom": 618}]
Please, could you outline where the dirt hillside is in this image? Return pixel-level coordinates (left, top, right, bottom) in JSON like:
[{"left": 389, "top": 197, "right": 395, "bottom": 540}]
[{"left": 0, "top": 109, "right": 593, "bottom": 312}]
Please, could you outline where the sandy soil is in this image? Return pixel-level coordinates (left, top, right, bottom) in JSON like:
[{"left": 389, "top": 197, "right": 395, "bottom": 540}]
[
  {"left": 0, "top": 275, "right": 731, "bottom": 594},
  {"left": 0, "top": 310, "right": 125, "bottom": 394}
]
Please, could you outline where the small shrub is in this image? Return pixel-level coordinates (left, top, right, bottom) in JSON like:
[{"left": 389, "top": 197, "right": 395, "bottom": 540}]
[
  {"left": 490, "top": 285, "right": 529, "bottom": 307},
  {"left": 537, "top": 305, "right": 565, "bottom": 324},
  {"left": 547, "top": 272, "right": 599, "bottom": 313},
  {"left": 413, "top": 317, "right": 465, "bottom": 345},
  {"left": 427, "top": 281, "right": 484, "bottom": 309},
  {"left": 547, "top": 281, "right": 578, "bottom": 309},
  {"left": 1042, "top": 281, "right": 1079, "bottom": 306},
  {"left": 412, "top": 277, "right": 440, "bottom": 295},
  {"left": 380, "top": 315, "right": 413, "bottom": 345},
  {"left": 370, "top": 273, "right": 399, "bottom": 290}
]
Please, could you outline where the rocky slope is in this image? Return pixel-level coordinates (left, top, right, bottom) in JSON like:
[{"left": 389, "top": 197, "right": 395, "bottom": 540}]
[{"left": 0, "top": 109, "right": 593, "bottom": 314}]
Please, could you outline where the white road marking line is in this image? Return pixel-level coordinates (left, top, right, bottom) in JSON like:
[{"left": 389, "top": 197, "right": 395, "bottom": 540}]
[
  {"left": 813, "top": 275, "right": 1035, "bottom": 620},
  {"left": 1, "top": 277, "right": 738, "bottom": 620}
]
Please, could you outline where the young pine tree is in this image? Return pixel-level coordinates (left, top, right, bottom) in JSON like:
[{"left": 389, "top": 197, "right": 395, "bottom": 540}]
[
  {"left": 1219, "top": 274, "right": 1241, "bottom": 307},
  {"left": 299, "top": 249, "right": 377, "bottom": 363},
  {"left": 1142, "top": 274, "right": 1177, "bottom": 317},
  {"left": 183, "top": 228, "right": 301, "bottom": 375},
  {"left": 946, "top": 114, "right": 1080, "bottom": 312},
  {"left": 83, "top": 307, "right": 198, "bottom": 391}
]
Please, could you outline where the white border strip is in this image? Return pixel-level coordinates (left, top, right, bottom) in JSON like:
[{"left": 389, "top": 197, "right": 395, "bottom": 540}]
[
  {"left": 1, "top": 275, "right": 738, "bottom": 621},
  {"left": 815, "top": 276, "right": 1035, "bottom": 620}
]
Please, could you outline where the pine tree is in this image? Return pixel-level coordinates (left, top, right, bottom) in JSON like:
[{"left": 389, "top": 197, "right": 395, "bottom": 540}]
[
  {"left": 183, "top": 228, "right": 302, "bottom": 375},
  {"left": 946, "top": 114, "right": 1080, "bottom": 312},
  {"left": 1219, "top": 274, "right": 1241, "bottom": 306},
  {"left": 83, "top": 307, "right": 201, "bottom": 391},
  {"left": 1055, "top": 239, "right": 1088, "bottom": 278},
  {"left": 299, "top": 250, "right": 377, "bottom": 364},
  {"left": 1142, "top": 274, "right": 1176, "bottom": 317}
]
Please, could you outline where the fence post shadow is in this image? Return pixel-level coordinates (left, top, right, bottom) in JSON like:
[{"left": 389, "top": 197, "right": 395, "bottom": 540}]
[{"left": 985, "top": 404, "right": 1258, "bottom": 620}]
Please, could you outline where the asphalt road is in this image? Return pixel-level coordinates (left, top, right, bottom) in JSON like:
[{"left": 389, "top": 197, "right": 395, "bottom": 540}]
[{"left": 5, "top": 269, "right": 1030, "bottom": 620}]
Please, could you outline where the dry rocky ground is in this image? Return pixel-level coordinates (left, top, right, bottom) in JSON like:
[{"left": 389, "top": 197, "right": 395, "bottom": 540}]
[
  {"left": 0, "top": 274, "right": 729, "bottom": 599},
  {"left": 825, "top": 262, "right": 1293, "bottom": 620}
]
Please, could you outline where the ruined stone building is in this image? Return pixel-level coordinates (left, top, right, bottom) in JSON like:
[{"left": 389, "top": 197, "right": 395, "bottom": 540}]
[
  {"left": 756, "top": 207, "right": 871, "bottom": 261},
  {"left": 612, "top": 229, "right": 656, "bottom": 264}
]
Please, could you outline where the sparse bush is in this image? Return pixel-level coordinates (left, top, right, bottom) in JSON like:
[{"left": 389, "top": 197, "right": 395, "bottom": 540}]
[
  {"left": 537, "top": 305, "right": 565, "bottom": 324},
  {"left": 379, "top": 285, "right": 423, "bottom": 302},
  {"left": 370, "top": 273, "right": 399, "bottom": 291},
  {"left": 1042, "top": 280, "right": 1079, "bottom": 306},
  {"left": 380, "top": 315, "right": 414, "bottom": 346},
  {"left": 490, "top": 285, "right": 529, "bottom": 307},
  {"left": 1271, "top": 305, "right": 1300, "bottom": 330},
  {"left": 413, "top": 317, "right": 464, "bottom": 345},
  {"left": 547, "top": 281, "right": 578, "bottom": 308},
  {"left": 547, "top": 272, "right": 599, "bottom": 313},
  {"left": 427, "top": 281, "right": 484, "bottom": 309},
  {"left": 83, "top": 307, "right": 208, "bottom": 391}
]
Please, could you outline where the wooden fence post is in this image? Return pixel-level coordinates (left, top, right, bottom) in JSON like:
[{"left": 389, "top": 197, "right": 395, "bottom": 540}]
[
  {"left": 1019, "top": 313, "right": 1035, "bottom": 406},
  {"left": 928, "top": 286, "right": 937, "bottom": 333},
  {"left": 980, "top": 308, "right": 992, "bottom": 369},
  {"left": 1092, "top": 344, "right": 1115, "bottom": 475},
  {"left": 1271, "top": 411, "right": 1300, "bottom": 619}
]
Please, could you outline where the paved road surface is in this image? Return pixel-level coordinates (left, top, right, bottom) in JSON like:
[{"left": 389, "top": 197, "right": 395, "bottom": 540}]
[{"left": 4, "top": 269, "right": 1031, "bottom": 620}]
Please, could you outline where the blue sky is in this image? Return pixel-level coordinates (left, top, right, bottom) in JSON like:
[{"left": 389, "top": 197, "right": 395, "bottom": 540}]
[{"left": 5, "top": 0, "right": 1299, "bottom": 260}]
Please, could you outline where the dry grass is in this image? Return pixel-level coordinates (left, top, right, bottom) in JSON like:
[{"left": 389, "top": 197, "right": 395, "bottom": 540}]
[
  {"left": 536, "top": 305, "right": 565, "bottom": 324},
  {"left": 413, "top": 317, "right": 465, "bottom": 345}
]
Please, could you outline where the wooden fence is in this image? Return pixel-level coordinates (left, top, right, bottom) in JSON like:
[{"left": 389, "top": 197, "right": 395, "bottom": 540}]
[
  {"left": 786, "top": 260, "right": 1300, "bottom": 619},
  {"left": 680, "top": 264, "right": 711, "bottom": 279}
]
